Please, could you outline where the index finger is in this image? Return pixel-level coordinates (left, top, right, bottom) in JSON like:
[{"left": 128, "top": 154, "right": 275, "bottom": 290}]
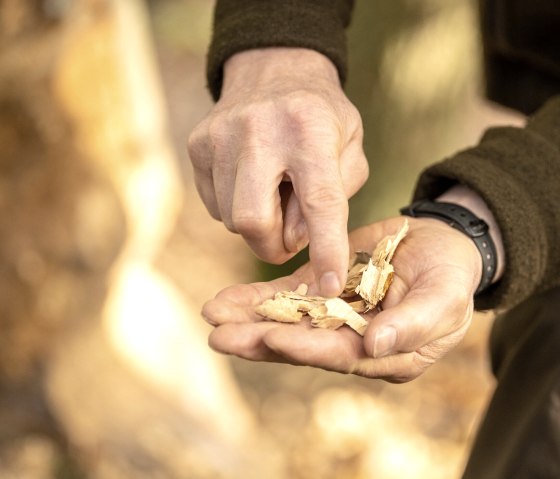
[{"left": 291, "top": 157, "right": 349, "bottom": 298}]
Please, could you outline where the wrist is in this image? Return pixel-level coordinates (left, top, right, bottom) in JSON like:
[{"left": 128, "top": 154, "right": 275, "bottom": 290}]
[
  {"left": 400, "top": 194, "right": 500, "bottom": 295},
  {"left": 436, "top": 184, "right": 505, "bottom": 283},
  {"left": 222, "top": 48, "right": 340, "bottom": 97}
]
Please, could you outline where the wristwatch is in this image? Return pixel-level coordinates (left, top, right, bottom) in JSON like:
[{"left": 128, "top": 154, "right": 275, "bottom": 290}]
[{"left": 400, "top": 199, "right": 497, "bottom": 295}]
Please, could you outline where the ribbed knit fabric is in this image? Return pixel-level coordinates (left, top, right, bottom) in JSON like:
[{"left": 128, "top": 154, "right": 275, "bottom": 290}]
[
  {"left": 207, "top": 0, "right": 354, "bottom": 101},
  {"left": 413, "top": 96, "right": 560, "bottom": 311}
]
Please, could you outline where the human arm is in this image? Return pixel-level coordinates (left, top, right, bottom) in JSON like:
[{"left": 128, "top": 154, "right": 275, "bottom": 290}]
[
  {"left": 188, "top": 0, "right": 362, "bottom": 297},
  {"left": 413, "top": 96, "right": 560, "bottom": 311},
  {"left": 201, "top": 97, "right": 560, "bottom": 381}
]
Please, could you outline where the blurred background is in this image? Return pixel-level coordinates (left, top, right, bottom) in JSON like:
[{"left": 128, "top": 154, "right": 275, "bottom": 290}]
[{"left": 0, "top": 0, "right": 524, "bottom": 477}]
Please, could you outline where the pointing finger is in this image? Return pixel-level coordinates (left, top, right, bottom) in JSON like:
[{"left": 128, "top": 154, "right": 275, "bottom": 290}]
[{"left": 292, "top": 157, "right": 349, "bottom": 298}]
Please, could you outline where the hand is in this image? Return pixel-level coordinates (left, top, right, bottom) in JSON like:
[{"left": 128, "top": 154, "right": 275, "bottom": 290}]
[
  {"left": 201, "top": 216, "right": 483, "bottom": 383},
  {"left": 188, "top": 48, "right": 369, "bottom": 297}
]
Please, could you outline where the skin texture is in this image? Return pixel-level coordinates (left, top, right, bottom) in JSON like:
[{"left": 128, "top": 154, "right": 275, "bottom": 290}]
[
  {"left": 188, "top": 48, "right": 369, "bottom": 297},
  {"left": 191, "top": 45, "right": 507, "bottom": 381},
  {"left": 202, "top": 216, "right": 484, "bottom": 383}
]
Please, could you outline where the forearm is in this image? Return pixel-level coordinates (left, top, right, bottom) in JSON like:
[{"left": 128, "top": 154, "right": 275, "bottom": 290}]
[{"left": 413, "top": 96, "right": 560, "bottom": 311}]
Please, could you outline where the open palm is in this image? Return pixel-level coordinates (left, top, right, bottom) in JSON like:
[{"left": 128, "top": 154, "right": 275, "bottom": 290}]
[{"left": 202, "top": 216, "right": 482, "bottom": 382}]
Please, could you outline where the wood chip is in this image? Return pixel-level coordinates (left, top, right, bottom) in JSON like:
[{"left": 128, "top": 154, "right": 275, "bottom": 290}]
[
  {"left": 310, "top": 315, "right": 346, "bottom": 331},
  {"left": 255, "top": 296, "right": 303, "bottom": 323},
  {"left": 294, "top": 283, "right": 308, "bottom": 295},
  {"left": 254, "top": 220, "right": 408, "bottom": 335},
  {"left": 341, "top": 251, "right": 369, "bottom": 297},
  {"left": 325, "top": 298, "right": 369, "bottom": 335},
  {"left": 347, "top": 299, "right": 368, "bottom": 313},
  {"left": 356, "top": 220, "right": 408, "bottom": 310}
]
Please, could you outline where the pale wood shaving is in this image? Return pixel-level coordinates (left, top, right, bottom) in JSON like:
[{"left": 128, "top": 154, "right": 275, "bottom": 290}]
[
  {"left": 254, "top": 220, "right": 408, "bottom": 335},
  {"left": 356, "top": 220, "right": 409, "bottom": 310},
  {"left": 254, "top": 296, "right": 303, "bottom": 323},
  {"left": 307, "top": 304, "right": 328, "bottom": 320},
  {"left": 341, "top": 251, "right": 370, "bottom": 297},
  {"left": 324, "top": 298, "right": 369, "bottom": 335},
  {"left": 347, "top": 299, "right": 368, "bottom": 313},
  {"left": 294, "top": 283, "right": 308, "bottom": 295},
  {"left": 310, "top": 315, "right": 346, "bottom": 331},
  {"left": 274, "top": 291, "right": 324, "bottom": 312}
]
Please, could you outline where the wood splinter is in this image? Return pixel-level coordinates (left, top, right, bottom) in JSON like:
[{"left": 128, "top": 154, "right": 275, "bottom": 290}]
[{"left": 255, "top": 220, "right": 409, "bottom": 335}]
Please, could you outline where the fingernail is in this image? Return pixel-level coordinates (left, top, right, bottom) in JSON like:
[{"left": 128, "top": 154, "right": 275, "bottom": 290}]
[
  {"left": 320, "top": 271, "right": 341, "bottom": 298},
  {"left": 285, "top": 221, "right": 308, "bottom": 253},
  {"left": 373, "top": 326, "right": 397, "bottom": 358},
  {"left": 294, "top": 221, "right": 308, "bottom": 251}
]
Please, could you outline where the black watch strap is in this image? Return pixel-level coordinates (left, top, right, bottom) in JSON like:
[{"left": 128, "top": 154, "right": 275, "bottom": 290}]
[{"left": 400, "top": 199, "right": 497, "bottom": 295}]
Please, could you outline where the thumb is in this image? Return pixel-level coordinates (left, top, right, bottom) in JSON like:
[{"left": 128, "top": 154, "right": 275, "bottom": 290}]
[{"left": 363, "top": 279, "right": 474, "bottom": 359}]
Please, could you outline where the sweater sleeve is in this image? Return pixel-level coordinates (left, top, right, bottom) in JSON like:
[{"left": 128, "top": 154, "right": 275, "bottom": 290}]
[
  {"left": 207, "top": 0, "right": 355, "bottom": 101},
  {"left": 412, "top": 95, "right": 560, "bottom": 311}
]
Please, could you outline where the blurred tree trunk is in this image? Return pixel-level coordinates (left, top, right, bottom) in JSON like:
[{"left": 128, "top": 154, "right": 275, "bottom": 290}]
[{"left": 0, "top": 1, "right": 277, "bottom": 477}]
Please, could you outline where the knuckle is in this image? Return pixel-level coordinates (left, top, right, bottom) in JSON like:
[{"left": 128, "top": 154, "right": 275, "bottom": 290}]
[
  {"left": 356, "top": 156, "right": 370, "bottom": 184},
  {"left": 199, "top": 195, "right": 222, "bottom": 223},
  {"left": 386, "top": 372, "right": 419, "bottom": 384},
  {"left": 219, "top": 210, "right": 237, "bottom": 233},
  {"left": 259, "top": 252, "right": 290, "bottom": 265},
  {"left": 236, "top": 101, "right": 276, "bottom": 135},
  {"left": 283, "top": 92, "right": 334, "bottom": 130},
  {"left": 206, "top": 116, "right": 228, "bottom": 144},
  {"left": 346, "top": 102, "right": 363, "bottom": 125},
  {"left": 232, "top": 211, "right": 274, "bottom": 237},
  {"left": 229, "top": 103, "right": 277, "bottom": 156},
  {"left": 187, "top": 116, "right": 229, "bottom": 167},
  {"left": 193, "top": 179, "right": 220, "bottom": 217},
  {"left": 301, "top": 184, "right": 346, "bottom": 214},
  {"left": 187, "top": 125, "right": 205, "bottom": 157},
  {"left": 208, "top": 207, "right": 222, "bottom": 222},
  {"left": 206, "top": 210, "right": 222, "bottom": 221},
  {"left": 235, "top": 141, "right": 267, "bottom": 167},
  {"left": 224, "top": 222, "right": 238, "bottom": 234}
]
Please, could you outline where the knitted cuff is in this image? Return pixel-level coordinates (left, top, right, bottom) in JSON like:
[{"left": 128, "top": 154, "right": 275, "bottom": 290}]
[{"left": 207, "top": 0, "right": 353, "bottom": 101}]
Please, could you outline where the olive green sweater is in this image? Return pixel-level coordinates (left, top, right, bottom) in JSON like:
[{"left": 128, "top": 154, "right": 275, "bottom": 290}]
[{"left": 207, "top": 0, "right": 560, "bottom": 311}]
